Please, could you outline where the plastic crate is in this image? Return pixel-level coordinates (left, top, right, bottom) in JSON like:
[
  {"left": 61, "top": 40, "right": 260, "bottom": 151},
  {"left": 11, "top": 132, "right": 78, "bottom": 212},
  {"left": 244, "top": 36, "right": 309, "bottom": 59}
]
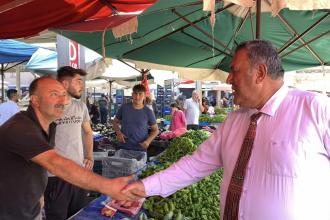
[
  {"left": 93, "top": 133, "right": 104, "bottom": 141},
  {"left": 102, "top": 149, "right": 147, "bottom": 178},
  {"left": 93, "top": 152, "right": 108, "bottom": 175},
  {"left": 199, "top": 122, "right": 210, "bottom": 126}
]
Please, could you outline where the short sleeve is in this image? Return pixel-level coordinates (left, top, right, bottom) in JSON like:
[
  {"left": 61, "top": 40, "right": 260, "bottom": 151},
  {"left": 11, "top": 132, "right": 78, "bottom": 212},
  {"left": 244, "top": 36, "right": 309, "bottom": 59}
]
[
  {"left": 147, "top": 108, "right": 156, "bottom": 125},
  {"left": 2, "top": 116, "right": 53, "bottom": 161},
  {"left": 82, "top": 103, "right": 90, "bottom": 122}
]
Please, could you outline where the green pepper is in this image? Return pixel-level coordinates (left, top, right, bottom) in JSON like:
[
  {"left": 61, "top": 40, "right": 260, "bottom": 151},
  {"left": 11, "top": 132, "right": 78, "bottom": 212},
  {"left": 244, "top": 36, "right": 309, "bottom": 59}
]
[{"left": 163, "top": 211, "right": 174, "bottom": 220}]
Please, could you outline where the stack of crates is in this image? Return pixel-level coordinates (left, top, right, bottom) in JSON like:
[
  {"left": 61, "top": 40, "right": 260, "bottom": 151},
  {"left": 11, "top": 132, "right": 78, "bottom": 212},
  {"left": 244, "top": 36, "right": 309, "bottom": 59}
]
[
  {"left": 163, "top": 79, "right": 174, "bottom": 116},
  {"left": 156, "top": 85, "right": 164, "bottom": 118},
  {"left": 102, "top": 149, "right": 147, "bottom": 178}
]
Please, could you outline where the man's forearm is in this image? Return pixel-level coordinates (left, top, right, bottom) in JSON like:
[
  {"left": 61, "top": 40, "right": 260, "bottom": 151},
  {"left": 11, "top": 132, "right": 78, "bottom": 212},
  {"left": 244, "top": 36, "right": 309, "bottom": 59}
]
[
  {"left": 199, "top": 102, "right": 204, "bottom": 112},
  {"left": 112, "top": 119, "right": 121, "bottom": 133},
  {"left": 82, "top": 121, "right": 94, "bottom": 160},
  {"left": 84, "top": 132, "right": 93, "bottom": 159},
  {"left": 32, "top": 150, "right": 134, "bottom": 201},
  {"left": 35, "top": 150, "right": 106, "bottom": 192},
  {"left": 145, "top": 127, "right": 159, "bottom": 144}
]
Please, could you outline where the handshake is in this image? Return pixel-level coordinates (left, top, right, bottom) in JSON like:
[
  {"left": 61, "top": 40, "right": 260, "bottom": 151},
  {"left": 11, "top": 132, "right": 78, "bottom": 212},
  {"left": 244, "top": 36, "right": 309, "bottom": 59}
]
[{"left": 106, "top": 175, "right": 147, "bottom": 203}]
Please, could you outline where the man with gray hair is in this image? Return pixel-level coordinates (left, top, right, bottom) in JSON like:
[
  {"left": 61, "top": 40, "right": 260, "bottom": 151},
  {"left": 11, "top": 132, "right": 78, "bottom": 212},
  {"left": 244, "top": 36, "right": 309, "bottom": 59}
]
[
  {"left": 123, "top": 40, "right": 330, "bottom": 220},
  {"left": 183, "top": 90, "right": 204, "bottom": 130}
]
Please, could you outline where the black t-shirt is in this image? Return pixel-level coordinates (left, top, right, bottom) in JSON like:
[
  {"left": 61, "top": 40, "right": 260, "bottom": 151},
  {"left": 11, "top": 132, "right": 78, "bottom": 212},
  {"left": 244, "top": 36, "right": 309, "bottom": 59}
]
[{"left": 0, "top": 106, "right": 55, "bottom": 220}]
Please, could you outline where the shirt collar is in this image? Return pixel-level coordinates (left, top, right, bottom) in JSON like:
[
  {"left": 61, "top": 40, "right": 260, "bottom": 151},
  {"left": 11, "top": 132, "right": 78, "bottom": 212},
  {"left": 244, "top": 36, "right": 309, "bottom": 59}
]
[
  {"left": 26, "top": 105, "right": 57, "bottom": 137},
  {"left": 245, "top": 85, "right": 289, "bottom": 117},
  {"left": 260, "top": 85, "right": 288, "bottom": 117}
]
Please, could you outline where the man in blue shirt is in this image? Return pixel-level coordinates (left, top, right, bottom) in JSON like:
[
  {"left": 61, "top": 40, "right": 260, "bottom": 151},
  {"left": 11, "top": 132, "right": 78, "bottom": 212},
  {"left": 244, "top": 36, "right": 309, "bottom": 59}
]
[
  {"left": 113, "top": 84, "right": 159, "bottom": 151},
  {"left": 0, "top": 89, "right": 19, "bottom": 126}
]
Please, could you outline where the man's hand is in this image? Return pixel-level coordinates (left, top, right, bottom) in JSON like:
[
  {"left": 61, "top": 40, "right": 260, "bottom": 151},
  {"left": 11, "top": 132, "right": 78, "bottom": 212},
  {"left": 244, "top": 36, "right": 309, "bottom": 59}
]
[
  {"left": 83, "top": 158, "right": 94, "bottom": 170},
  {"left": 116, "top": 131, "right": 126, "bottom": 143},
  {"left": 122, "top": 180, "right": 146, "bottom": 200},
  {"left": 192, "top": 94, "right": 200, "bottom": 102},
  {"left": 139, "top": 140, "right": 150, "bottom": 150},
  {"left": 104, "top": 175, "right": 138, "bottom": 201}
]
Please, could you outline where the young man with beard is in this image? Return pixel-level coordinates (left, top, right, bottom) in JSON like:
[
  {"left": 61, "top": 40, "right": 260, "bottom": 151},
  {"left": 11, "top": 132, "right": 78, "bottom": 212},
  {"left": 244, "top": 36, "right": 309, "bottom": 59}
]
[
  {"left": 123, "top": 40, "right": 330, "bottom": 220},
  {"left": 0, "top": 77, "right": 134, "bottom": 220},
  {"left": 44, "top": 66, "right": 94, "bottom": 220}
]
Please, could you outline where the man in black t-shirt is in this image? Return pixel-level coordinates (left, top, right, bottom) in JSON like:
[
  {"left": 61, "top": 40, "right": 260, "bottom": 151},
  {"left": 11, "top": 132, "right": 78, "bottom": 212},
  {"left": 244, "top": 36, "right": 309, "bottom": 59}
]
[{"left": 0, "top": 77, "right": 135, "bottom": 220}]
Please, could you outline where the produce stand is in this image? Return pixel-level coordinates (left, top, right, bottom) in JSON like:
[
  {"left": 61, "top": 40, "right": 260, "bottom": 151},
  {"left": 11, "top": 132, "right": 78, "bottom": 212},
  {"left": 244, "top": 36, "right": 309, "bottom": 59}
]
[
  {"left": 87, "top": 124, "right": 222, "bottom": 219},
  {"left": 139, "top": 130, "right": 223, "bottom": 220}
]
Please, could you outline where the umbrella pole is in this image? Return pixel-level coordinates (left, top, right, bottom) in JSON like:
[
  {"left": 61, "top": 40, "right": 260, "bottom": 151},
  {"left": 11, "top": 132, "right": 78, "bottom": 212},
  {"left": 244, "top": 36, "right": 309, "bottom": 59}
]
[
  {"left": 256, "top": 0, "right": 261, "bottom": 39},
  {"left": 93, "top": 87, "right": 96, "bottom": 104},
  {"left": 1, "top": 64, "right": 4, "bottom": 103},
  {"left": 109, "top": 80, "right": 112, "bottom": 118}
]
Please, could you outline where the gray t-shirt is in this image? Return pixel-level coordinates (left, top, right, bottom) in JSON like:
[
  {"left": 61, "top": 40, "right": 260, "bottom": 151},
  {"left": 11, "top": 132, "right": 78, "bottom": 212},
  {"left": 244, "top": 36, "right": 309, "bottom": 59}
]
[
  {"left": 115, "top": 103, "right": 156, "bottom": 151},
  {"left": 49, "top": 99, "right": 90, "bottom": 176}
]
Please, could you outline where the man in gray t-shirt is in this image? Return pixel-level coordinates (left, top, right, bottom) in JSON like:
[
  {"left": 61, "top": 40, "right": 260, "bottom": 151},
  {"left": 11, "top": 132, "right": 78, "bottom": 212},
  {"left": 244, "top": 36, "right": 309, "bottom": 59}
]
[
  {"left": 113, "top": 84, "right": 159, "bottom": 152},
  {"left": 44, "top": 66, "right": 94, "bottom": 220}
]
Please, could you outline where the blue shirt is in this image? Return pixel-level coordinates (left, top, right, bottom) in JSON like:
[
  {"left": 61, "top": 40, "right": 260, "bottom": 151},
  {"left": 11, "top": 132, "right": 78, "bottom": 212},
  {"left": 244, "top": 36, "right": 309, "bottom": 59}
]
[
  {"left": 115, "top": 103, "right": 156, "bottom": 151},
  {"left": 0, "top": 100, "right": 19, "bottom": 126}
]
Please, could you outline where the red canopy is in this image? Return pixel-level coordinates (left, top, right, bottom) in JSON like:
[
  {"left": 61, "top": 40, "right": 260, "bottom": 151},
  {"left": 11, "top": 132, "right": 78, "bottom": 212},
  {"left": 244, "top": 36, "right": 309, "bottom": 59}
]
[{"left": 0, "top": 0, "right": 156, "bottom": 39}]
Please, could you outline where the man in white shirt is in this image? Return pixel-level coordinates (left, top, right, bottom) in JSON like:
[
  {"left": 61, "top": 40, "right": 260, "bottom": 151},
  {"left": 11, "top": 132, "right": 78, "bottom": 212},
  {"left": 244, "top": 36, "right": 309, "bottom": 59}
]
[
  {"left": 123, "top": 40, "right": 330, "bottom": 220},
  {"left": 183, "top": 90, "right": 204, "bottom": 130},
  {"left": 0, "top": 89, "right": 19, "bottom": 126}
]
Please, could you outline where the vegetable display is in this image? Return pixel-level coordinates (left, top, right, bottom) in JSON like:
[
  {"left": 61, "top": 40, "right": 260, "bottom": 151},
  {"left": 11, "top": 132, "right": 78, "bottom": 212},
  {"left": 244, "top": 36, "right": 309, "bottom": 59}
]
[
  {"left": 141, "top": 130, "right": 223, "bottom": 220},
  {"left": 199, "top": 114, "right": 226, "bottom": 123},
  {"left": 92, "top": 123, "right": 114, "bottom": 137},
  {"left": 162, "top": 107, "right": 232, "bottom": 124}
]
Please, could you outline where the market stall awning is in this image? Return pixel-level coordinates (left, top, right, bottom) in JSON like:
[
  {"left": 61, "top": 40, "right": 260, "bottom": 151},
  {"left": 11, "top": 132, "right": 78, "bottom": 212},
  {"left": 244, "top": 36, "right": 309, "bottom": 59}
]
[
  {"left": 25, "top": 49, "right": 148, "bottom": 83},
  {"left": 0, "top": 0, "right": 156, "bottom": 39},
  {"left": 25, "top": 47, "right": 105, "bottom": 77},
  {"left": 25, "top": 48, "right": 57, "bottom": 74},
  {"left": 0, "top": 39, "right": 39, "bottom": 101},
  {"left": 0, "top": 39, "right": 38, "bottom": 64},
  {"left": 57, "top": 0, "right": 330, "bottom": 79}
]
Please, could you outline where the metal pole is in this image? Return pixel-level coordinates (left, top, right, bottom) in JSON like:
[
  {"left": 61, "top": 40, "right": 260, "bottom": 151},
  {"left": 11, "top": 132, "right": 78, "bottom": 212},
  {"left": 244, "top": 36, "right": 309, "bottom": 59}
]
[
  {"left": 93, "top": 87, "right": 96, "bottom": 104},
  {"left": 279, "top": 11, "right": 330, "bottom": 54},
  {"left": 109, "top": 81, "right": 112, "bottom": 117},
  {"left": 123, "top": 3, "right": 236, "bottom": 57},
  {"left": 256, "top": 0, "right": 261, "bottom": 39},
  {"left": 280, "top": 30, "right": 330, "bottom": 58},
  {"left": 173, "top": 9, "right": 232, "bottom": 56},
  {"left": 1, "top": 64, "right": 4, "bottom": 103},
  {"left": 275, "top": 12, "right": 324, "bottom": 65}
]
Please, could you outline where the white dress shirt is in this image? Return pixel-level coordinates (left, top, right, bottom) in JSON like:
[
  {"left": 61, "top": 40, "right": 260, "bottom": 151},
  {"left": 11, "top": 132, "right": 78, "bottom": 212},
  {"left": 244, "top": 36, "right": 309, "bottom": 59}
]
[
  {"left": 143, "top": 86, "right": 330, "bottom": 220},
  {"left": 184, "top": 98, "right": 200, "bottom": 125}
]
